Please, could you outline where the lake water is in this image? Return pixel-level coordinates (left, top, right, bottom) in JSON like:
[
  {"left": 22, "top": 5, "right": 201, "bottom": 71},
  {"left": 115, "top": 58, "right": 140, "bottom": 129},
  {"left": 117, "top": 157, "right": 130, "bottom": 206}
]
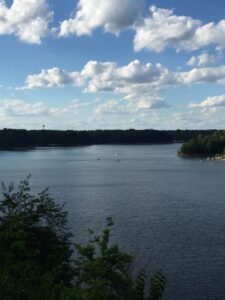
[{"left": 0, "top": 143, "right": 225, "bottom": 300}]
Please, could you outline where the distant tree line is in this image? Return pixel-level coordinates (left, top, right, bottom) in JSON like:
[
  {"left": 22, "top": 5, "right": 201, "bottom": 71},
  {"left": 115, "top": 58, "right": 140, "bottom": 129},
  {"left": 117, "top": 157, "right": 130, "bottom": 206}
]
[
  {"left": 0, "top": 129, "right": 215, "bottom": 149},
  {"left": 179, "top": 130, "right": 225, "bottom": 156}
]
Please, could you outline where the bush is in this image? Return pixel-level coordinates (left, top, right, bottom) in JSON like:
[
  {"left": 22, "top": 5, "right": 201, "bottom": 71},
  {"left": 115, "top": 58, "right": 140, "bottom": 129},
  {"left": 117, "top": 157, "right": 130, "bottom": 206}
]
[{"left": 0, "top": 176, "right": 74, "bottom": 299}]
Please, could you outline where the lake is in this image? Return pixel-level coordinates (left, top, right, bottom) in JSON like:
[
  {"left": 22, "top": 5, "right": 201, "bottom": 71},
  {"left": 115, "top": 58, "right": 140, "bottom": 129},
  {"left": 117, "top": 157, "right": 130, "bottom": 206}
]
[{"left": 0, "top": 143, "right": 225, "bottom": 300}]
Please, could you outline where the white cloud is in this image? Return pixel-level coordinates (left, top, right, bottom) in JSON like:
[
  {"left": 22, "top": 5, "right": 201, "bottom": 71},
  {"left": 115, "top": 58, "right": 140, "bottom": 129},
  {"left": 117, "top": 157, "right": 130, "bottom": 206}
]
[
  {"left": 24, "top": 61, "right": 225, "bottom": 98},
  {"left": 0, "top": 98, "right": 92, "bottom": 129},
  {"left": 94, "top": 96, "right": 169, "bottom": 116},
  {"left": 118, "top": 60, "right": 166, "bottom": 84},
  {"left": 24, "top": 68, "right": 84, "bottom": 89},
  {"left": 59, "top": 0, "right": 144, "bottom": 37},
  {"left": 134, "top": 6, "right": 225, "bottom": 52},
  {"left": 123, "top": 92, "right": 169, "bottom": 110},
  {"left": 200, "top": 107, "right": 222, "bottom": 117},
  {"left": 0, "top": 99, "right": 53, "bottom": 117},
  {"left": 0, "top": 0, "right": 53, "bottom": 44},
  {"left": 180, "top": 65, "right": 225, "bottom": 85},
  {"left": 82, "top": 60, "right": 176, "bottom": 95},
  {"left": 3, "top": 1, "right": 225, "bottom": 55},
  {"left": 189, "top": 95, "right": 225, "bottom": 108},
  {"left": 23, "top": 60, "right": 176, "bottom": 93},
  {"left": 81, "top": 61, "right": 117, "bottom": 92},
  {"left": 23, "top": 60, "right": 176, "bottom": 108},
  {"left": 136, "top": 97, "right": 169, "bottom": 109},
  {"left": 94, "top": 99, "right": 123, "bottom": 115},
  {"left": 187, "top": 52, "right": 222, "bottom": 67},
  {"left": 0, "top": 98, "right": 91, "bottom": 122}
]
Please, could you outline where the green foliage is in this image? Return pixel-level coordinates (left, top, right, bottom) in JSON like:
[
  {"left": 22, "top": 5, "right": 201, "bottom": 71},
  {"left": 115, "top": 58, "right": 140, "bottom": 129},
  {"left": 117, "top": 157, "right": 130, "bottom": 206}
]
[
  {"left": 179, "top": 130, "right": 225, "bottom": 156},
  {"left": 0, "top": 176, "right": 74, "bottom": 299},
  {"left": 133, "top": 270, "right": 147, "bottom": 300},
  {"left": 73, "top": 217, "right": 133, "bottom": 300},
  {"left": 148, "top": 271, "right": 167, "bottom": 300},
  {"left": 64, "top": 217, "right": 166, "bottom": 300},
  {"left": 0, "top": 178, "right": 166, "bottom": 300},
  {"left": 132, "top": 270, "right": 166, "bottom": 300}
]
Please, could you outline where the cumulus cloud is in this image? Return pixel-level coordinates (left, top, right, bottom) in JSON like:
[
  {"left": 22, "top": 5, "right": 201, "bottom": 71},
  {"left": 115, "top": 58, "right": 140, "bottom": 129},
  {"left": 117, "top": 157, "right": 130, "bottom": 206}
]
[
  {"left": 187, "top": 52, "right": 222, "bottom": 67},
  {"left": 82, "top": 60, "right": 176, "bottom": 95},
  {"left": 0, "top": 99, "right": 55, "bottom": 117},
  {"left": 134, "top": 6, "right": 225, "bottom": 52},
  {"left": 189, "top": 95, "right": 225, "bottom": 108},
  {"left": 83, "top": 61, "right": 225, "bottom": 93},
  {"left": 23, "top": 60, "right": 177, "bottom": 107},
  {"left": 0, "top": 98, "right": 92, "bottom": 129},
  {"left": 0, "top": 0, "right": 53, "bottom": 44},
  {"left": 23, "top": 60, "right": 176, "bottom": 92},
  {"left": 59, "top": 0, "right": 144, "bottom": 37},
  {"left": 180, "top": 65, "right": 225, "bottom": 85},
  {"left": 24, "top": 60, "right": 225, "bottom": 98},
  {"left": 24, "top": 68, "right": 84, "bottom": 89},
  {"left": 94, "top": 99, "right": 123, "bottom": 115},
  {"left": 136, "top": 97, "right": 169, "bottom": 109},
  {"left": 0, "top": 98, "right": 90, "bottom": 121},
  {"left": 94, "top": 96, "right": 169, "bottom": 116}
]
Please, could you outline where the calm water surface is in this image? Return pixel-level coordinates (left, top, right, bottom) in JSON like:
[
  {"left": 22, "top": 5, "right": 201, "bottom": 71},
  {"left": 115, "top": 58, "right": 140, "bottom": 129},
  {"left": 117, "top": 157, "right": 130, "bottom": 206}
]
[{"left": 0, "top": 144, "right": 225, "bottom": 300}]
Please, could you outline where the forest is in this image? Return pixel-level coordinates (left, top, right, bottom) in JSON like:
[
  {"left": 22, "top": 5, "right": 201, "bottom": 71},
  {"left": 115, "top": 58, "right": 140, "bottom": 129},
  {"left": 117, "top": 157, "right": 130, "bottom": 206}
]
[
  {"left": 179, "top": 130, "right": 225, "bottom": 157},
  {"left": 0, "top": 129, "right": 215, "bottom": 149}
]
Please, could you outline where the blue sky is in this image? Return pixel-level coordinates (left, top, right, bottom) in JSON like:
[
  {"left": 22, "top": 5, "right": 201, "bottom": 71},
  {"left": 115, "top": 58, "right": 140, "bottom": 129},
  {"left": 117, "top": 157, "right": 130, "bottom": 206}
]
[{"left": 1, "top": 0, "right": 225, "bottom": 130}]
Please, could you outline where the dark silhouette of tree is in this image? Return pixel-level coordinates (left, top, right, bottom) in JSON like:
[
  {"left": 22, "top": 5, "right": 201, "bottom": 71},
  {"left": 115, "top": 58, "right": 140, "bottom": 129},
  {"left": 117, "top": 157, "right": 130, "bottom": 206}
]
[
  {"left": 0, "top": 128, "right": 215, "bottom": 149},
  {"left": 0, "top": 176, "right": 74, "bottom": 299}
]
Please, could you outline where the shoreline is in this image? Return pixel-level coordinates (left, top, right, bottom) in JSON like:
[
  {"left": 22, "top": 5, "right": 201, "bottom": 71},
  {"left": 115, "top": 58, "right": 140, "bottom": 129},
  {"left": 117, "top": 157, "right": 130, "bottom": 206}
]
[
  {"left": 215, "top": 155, "right": 225, "bottom": 161},
  {"left": 178, "top": 151, "right": 225, "bottom": 161}
]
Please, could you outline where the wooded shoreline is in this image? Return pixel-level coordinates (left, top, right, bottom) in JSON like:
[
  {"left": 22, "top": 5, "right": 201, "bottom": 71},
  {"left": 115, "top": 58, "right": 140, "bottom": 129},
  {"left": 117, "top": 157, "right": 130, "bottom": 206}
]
[
  {"left": 178, "top": 130, "right": 225, "bottom": 158},
  {"left": 0, "top": 129, "right": 215, "bottom": 149}
]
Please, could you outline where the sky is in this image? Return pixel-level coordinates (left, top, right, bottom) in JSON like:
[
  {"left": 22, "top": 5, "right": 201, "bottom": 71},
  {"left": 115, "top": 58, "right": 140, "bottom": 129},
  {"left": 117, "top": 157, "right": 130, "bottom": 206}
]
[{"left": 1, "top": 0, "right": 225, "bottom": 130}]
